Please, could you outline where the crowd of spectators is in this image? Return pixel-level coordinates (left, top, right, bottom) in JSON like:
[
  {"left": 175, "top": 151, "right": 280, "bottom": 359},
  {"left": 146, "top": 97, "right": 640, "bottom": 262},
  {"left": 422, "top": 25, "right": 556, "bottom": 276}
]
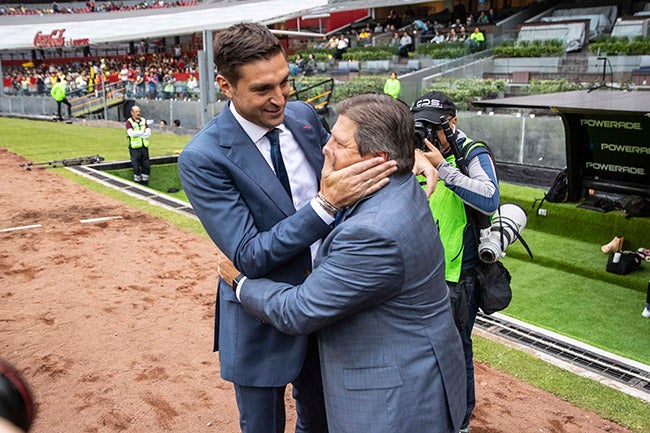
[
  {"left": 2, "top": 5, "right": 504, "bottom": 97},
  {"left": 0, "top": 0, "right": 199, "bottom": 16},
  {"left": 2, "top": 49, "right": 202, "bottom": 100},
  {"left": 308, "top": 6, "right": 499, "bottom": 59}
]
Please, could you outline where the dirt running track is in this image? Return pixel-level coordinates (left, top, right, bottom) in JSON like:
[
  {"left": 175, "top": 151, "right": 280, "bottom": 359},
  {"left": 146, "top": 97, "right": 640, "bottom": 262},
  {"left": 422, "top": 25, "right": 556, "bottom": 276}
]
[{"left": 0, "top": 147, "right": 634, "bottom": 433}]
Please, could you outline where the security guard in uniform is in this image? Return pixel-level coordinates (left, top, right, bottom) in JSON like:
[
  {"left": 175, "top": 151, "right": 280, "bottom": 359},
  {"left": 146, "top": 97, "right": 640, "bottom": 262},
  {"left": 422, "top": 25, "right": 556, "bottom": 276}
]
[{"left": 126, "top": 105, "right": 152, "bottom": 185}]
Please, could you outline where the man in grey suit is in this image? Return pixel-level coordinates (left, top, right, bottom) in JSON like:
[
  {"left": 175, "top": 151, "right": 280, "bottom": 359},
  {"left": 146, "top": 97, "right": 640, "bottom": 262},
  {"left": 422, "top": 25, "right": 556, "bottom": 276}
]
[
  {"left": 228, "top": 94, "right": 466, "bottom": 433},
  {"left": 178, "top": 23, "right": 403, "bottom": 433}
]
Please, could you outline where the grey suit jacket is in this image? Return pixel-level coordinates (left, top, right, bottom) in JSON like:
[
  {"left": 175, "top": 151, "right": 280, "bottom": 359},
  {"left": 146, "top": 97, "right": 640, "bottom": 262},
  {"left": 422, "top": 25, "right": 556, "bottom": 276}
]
[
  {"left": 178, "top": 101, "right": 331, "bottom": 387},
  {"left": 240, "top": 173, "right": 466, "bottom": 433}
]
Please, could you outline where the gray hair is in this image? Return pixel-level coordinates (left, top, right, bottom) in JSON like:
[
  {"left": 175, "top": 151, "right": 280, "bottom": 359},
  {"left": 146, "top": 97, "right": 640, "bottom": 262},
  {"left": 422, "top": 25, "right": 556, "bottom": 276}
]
[{"left": 336, "top": 93, "right": 415, "bottom": 174}]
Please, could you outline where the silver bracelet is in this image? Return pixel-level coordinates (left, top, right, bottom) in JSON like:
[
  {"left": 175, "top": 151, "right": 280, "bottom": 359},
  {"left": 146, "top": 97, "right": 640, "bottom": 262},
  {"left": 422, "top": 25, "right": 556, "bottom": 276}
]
[{"left": 316, "top": 192, "right": 340, "bottom": 216}]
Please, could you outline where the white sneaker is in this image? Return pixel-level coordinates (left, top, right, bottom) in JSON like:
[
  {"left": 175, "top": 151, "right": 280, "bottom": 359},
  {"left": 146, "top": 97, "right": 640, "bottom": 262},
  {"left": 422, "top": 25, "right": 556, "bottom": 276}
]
[{"left": 642, "top": 306, "right": 650, "bottom": 318}]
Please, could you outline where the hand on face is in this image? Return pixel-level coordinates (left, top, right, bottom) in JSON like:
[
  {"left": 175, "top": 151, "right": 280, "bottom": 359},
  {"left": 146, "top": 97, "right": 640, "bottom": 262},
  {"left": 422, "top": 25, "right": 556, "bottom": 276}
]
[{"left": 320, "top": 146, "right": 397, "bottom": 208}]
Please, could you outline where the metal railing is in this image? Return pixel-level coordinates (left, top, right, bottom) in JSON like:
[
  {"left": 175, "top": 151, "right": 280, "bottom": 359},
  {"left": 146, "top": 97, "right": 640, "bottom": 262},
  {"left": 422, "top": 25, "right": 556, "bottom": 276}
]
[{"left": 70, "top": 81, "right": 126, "bottom": 118}]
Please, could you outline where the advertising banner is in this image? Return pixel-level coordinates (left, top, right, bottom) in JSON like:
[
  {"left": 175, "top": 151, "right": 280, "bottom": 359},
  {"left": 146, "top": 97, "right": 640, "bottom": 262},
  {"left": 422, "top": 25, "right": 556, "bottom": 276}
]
[{"left": 564, "top": 112, "right": 649, "bottom": 197}]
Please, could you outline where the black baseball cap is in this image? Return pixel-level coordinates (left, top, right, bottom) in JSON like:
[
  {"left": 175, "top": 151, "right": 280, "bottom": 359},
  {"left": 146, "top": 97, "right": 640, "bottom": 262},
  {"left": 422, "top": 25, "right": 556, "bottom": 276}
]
[{"left": 411, "top": 91, "right": 457, "bottom": 125}]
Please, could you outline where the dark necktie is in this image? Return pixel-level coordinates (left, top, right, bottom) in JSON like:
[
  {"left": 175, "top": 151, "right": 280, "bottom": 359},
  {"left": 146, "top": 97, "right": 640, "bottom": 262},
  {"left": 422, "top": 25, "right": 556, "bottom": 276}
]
[{"left": 266, "top": 128, "right": 292, "bottom": 199}]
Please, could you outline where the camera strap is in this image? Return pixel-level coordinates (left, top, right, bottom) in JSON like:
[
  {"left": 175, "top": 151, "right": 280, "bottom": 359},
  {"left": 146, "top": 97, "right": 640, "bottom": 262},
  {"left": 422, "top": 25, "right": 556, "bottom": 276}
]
[{"left": 459, "top": 140, "right": 534, "bottom": 261}]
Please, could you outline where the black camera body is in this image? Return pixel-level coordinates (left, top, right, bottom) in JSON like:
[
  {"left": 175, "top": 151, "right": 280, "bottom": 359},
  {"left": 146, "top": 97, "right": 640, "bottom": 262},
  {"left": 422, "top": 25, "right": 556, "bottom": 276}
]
[{"left": 414, "top": 120, "right": 438, "bottom": 151}]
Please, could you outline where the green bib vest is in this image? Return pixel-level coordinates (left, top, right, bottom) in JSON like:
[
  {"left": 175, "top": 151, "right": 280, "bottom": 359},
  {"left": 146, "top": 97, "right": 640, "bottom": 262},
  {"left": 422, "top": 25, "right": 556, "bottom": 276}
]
[
  {"left": 127, "top": 118, "right": 149, "bottom": 149},
  {"left": 421, "top": 138, "right": 486, "bottom": 282}
]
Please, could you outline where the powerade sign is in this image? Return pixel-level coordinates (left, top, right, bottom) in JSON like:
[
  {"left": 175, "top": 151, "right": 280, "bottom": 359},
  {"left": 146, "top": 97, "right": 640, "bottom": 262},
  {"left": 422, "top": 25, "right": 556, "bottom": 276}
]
[{"left": 574, "top": 114, "right": 649, "bottom": 188}]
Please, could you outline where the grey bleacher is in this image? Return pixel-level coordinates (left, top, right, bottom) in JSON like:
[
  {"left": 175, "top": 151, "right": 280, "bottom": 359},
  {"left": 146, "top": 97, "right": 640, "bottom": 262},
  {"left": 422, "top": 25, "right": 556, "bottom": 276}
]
[
  {"left": 517, "top": 21, "right": 589, "bottom": 52},
  {"left": 537, "top": 5, "right": 617, "bottom": 40},
  {"left": 611, "top": 17, "right": 650, "bottom": 37}
]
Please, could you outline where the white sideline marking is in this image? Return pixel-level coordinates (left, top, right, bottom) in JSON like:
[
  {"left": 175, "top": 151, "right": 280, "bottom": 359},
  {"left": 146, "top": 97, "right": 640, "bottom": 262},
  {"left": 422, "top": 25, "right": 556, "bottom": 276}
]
[
  {"left": 79, "top": 216, "right": 123, "bottom": 224},
  {"left": 0, "top": 224, "right": 43, "bottom": 233}
]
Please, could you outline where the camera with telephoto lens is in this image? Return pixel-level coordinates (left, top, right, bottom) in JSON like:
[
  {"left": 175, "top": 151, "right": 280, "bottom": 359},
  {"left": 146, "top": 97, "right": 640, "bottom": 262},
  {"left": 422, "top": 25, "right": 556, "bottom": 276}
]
[
  {"left": 414, "top": 120, "right": 440, "bottom": 151},
  {"left": 478, "top": 203, "right": 528, "bottom": 263}
]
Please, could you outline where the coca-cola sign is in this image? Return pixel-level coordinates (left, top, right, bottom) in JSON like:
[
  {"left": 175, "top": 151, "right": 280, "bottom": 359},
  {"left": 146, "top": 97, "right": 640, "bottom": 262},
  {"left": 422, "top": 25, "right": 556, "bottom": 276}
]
[
  {"left": 33, "top": 29, "right": 89, "bottom": 48},
  {"left": 34, "top": 29, "right": 65, "bottom": 47}
]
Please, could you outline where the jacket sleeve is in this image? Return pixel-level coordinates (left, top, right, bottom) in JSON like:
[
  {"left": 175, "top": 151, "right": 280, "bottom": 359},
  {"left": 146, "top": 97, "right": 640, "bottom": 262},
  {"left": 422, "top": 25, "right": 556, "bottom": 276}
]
[
  {"left": 436, "top": 146, "right": 500, "bottom": 215},
  {"left": 178, "top": 119, "right": 331, "bottom": 279},
  {"left": 239, "top": 223, "right": 405, "bottom": 335}
]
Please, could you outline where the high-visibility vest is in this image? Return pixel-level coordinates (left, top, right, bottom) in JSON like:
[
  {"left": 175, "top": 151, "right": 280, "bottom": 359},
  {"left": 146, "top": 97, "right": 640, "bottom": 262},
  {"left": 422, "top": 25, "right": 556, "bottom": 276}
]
[
  {"left": 127, "top": 117, "right": 149, "bottom": 149},
  {"left": 423, "top": 138, "right": 488, "bottom": 282},
  {"left": 50, "top": 82, "right": 66, "bottom": 101}
]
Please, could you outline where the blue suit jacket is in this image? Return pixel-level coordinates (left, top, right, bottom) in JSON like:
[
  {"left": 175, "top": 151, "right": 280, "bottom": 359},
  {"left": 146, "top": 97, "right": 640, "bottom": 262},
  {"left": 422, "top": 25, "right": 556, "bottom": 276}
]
[
  {"left": 239, "top": 174, "right": 467, "bottom": 432},
  {"left": 178, "top": 101, "right": 331, "bottom": 386}
]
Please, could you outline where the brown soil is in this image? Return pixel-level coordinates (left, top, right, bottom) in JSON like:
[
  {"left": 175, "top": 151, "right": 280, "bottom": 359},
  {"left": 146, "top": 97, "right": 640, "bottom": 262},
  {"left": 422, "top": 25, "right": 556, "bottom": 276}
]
[{"left": 0, "top": 147, "right": 634, "bottom": 433}]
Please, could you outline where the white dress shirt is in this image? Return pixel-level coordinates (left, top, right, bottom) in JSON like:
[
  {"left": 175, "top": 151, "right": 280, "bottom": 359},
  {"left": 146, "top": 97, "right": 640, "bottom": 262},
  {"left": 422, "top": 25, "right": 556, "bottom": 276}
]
[{"left": 229, "top": 104, "right": 333, "bottom": 270}]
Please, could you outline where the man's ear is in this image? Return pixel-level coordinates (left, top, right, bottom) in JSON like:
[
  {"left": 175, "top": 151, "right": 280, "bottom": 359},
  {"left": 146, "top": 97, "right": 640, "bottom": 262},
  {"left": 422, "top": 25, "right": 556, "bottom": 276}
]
[
  {"left": 216, "top": 75, "right": 233, "bottom": 98},
  {"left": 376, "top": 151, "right": 388, "bottom": 161}
]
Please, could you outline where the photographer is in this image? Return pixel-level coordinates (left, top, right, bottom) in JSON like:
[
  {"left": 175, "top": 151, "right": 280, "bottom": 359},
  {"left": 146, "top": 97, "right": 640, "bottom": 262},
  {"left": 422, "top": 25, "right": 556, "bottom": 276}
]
[{"left": 411, "top": 91, "right": 500, "bottom": 433}]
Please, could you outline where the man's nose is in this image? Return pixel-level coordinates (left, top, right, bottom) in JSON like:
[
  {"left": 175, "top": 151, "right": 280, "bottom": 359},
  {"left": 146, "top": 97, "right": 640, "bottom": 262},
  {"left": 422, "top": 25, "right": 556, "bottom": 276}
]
[{"left": 271, "top": 86, "right": 288, "bottom": 104}]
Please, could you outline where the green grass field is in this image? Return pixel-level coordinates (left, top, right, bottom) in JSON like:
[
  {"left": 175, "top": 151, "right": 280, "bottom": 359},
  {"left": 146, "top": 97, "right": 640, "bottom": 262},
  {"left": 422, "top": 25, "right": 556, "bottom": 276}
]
[{"left": 2, "top": 117, "right": 649, "bottom": 431}]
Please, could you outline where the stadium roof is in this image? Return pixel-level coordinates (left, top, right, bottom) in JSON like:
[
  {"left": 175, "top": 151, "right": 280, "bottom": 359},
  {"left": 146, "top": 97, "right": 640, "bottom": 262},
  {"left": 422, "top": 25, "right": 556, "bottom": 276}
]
[
  {"left": 473, "top": 89, "right": 650, "bottom": 115},
  {"left": 0, "top": 0, "right": 328, "bottom": 50}
]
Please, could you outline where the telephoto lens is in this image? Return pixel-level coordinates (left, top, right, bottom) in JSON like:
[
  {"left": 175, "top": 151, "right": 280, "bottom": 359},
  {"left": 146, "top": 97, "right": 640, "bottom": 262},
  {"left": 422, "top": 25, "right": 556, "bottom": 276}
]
[{"left": 478, "top": 203, "right": 528, "bottom": 263}]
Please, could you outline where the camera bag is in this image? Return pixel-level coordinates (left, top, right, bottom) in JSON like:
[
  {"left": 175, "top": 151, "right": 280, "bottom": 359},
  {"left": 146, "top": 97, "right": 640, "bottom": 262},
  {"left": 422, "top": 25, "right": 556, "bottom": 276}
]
[
  {"left": 475, "top": 261, "right": 512, "bottom": 315},
  {"left": 532, "top": 168, "right": 568, "bottom": 214},
  {"left": 606, "top": 252, "right": 642, "bottom": 275}
]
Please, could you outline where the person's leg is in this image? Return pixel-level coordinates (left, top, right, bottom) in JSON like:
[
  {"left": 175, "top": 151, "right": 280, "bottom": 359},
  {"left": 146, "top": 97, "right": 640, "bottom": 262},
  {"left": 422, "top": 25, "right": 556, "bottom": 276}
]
[
  {"left": 460, "top": 274, "right": 479, "bottom": 431},
  {"left": 292, "top": 333, "right": 328, "bottom": 433},
  {"left": 57, "top": 101, "right": 62, "bottom": 120},
  {"left": 233, "top": 384, "right": 285, "bottom": 433},
  {"left": 643, "top": 281, "right": 650, "bottom": 317},
  {"left": 141, "top": 148, "right": 150, "bottom": 186},
  {"left": 129, "top": 147, "right": 142, "bottom": 183},
  {"left": 64, "top": 98, "right": 72, "bottom": 118}
]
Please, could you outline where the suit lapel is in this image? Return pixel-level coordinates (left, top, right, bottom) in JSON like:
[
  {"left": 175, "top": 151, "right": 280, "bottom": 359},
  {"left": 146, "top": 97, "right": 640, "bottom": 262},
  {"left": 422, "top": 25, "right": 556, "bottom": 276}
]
[{"left": 218, "top": 106, "right": 295, "bottom": 215}]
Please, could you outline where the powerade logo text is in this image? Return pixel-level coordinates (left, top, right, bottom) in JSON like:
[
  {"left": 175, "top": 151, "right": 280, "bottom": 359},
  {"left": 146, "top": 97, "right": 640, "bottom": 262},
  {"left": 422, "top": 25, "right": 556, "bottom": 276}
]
[
  {"left": 585, "top": 162, "right": 646, "bottom": 175},
  {"left": 580, "top": 119, "right": 642, "bottom": 130},
  {"left": 600, "top": 143, "right": 650, "bottom": 154}
]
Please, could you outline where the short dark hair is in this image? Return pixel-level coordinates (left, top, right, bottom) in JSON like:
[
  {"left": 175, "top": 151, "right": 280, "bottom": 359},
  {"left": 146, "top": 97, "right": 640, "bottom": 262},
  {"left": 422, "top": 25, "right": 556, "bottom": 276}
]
[
  {"left": 213, "top": 22, "right": 285, "bottom": 85},
  {"left": 336, "top": 93, "right": 414, "bottom": 174}
]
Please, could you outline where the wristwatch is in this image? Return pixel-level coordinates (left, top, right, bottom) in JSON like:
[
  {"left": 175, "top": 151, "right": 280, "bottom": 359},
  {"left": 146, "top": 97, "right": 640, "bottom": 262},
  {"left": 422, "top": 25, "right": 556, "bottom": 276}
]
[{"left": 232, "top": 273, "right": 244, "bottom": 292}]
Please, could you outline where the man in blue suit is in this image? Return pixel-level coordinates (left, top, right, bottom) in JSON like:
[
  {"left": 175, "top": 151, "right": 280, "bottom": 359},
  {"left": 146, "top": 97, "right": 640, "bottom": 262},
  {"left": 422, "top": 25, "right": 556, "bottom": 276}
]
[
  {"left": 228, "top": 94, "right": 466, "bottom": 433},
  {"left": 178, "top": 23, "right": 402, "bottom": 433}
]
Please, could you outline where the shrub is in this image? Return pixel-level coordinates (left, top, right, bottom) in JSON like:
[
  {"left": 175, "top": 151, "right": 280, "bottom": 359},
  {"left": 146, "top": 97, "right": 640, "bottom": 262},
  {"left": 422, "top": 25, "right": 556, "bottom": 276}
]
[
  {"left": 526, "top": 79, "right": 586, "bottom": 94},
  {"left": 493, "top": 39, "right": 564, "bottom": 57},
  {"left": 288, "top": 52, "right": 330, "bottom": 62},
  {"left": 333, "top": 75, "right": 388, "bottom": 102},
  {"left": 589, "top": 36, "right": 650, "bottom": 55},
  {"left": 415, "top": 42, "right": 468, "bottom": 58},
  {"left": 342, "top": 49, "right": 396, "bottom": 61},
  {"left": 421, "top": 78, "right": 507, "bottom": 108}
]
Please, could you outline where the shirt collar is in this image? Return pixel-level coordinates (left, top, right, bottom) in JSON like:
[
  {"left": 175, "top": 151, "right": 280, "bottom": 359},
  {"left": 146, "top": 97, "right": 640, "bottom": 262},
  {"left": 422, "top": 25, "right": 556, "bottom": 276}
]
[{"left": 229, "top": 102, "right": 287, "bottom": 144}]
